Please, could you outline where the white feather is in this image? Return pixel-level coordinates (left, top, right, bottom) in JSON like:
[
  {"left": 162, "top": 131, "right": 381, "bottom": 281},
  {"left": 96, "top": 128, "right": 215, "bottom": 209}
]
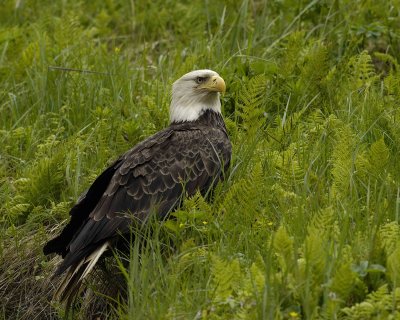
[
  {"left": 54, "top": 241, "right": 109, "bottom": 302},
  {"left": 79, "top": 241, "right": 109, "bottom": 281}
]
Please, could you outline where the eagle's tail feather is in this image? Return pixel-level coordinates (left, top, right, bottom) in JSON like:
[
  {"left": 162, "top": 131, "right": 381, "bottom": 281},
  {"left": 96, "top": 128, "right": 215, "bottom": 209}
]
[{"left": 54, "top": 241, "right": 109, "bottom": 306}]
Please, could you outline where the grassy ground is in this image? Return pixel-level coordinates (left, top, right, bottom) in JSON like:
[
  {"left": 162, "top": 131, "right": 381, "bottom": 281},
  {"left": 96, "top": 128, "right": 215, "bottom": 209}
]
[{"left": 1, "top": 0, "right": 400, "bottom": 319}]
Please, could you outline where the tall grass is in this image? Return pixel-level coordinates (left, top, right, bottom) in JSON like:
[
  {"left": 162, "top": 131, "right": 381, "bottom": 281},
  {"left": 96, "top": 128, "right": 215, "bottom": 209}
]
[{"left": 1, "top": 0, "right": 400, "bottom": 319}]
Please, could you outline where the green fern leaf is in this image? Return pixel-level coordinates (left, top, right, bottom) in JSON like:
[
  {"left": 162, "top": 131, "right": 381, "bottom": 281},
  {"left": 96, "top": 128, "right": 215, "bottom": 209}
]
[
  {"left": 347, "top": 51, "right": 378, "bottom": 90},
  {"left": 367, "top": 137, "right": 389, "bottom": 175},
  {"left": 304, "top": 230, "right": 327, "bottom": 284},
  {"left": 237, "top": 75, "right": 268, "bottom": 134},
  {"left": 211, "top": 255, "right": 242, "bottom": 303},
  {"left": 330, "top": 262, "right": 356, "bottom": 300},
  {"left": 273, "top": 226, "right": 295, "bottom": 273},
  {"left": 378, "top": 222, "right": 400, "bottom": 255},
  {"left": 331, "top": 124, "right": 357, "bottom": 199},
  {"left": 219, "top": 163, "right": 264, "bottom": 225},
  {"left": 387, "top": 243, "right": 400, "bottom": 287}
]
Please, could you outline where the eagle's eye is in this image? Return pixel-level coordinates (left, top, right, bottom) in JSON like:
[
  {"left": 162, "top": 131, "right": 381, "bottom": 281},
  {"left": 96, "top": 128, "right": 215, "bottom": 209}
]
[{"left": 196, "top": 76, "right": 206, "bottom": 84}]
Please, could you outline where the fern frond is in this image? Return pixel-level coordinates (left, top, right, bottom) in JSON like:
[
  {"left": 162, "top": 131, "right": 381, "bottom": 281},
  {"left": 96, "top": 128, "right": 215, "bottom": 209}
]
[
  {"left": 330, "top": 262, "right": 357, "bottom": 300},
  {"left": 211, "top": 255, "right": 242, "bottom": 303},
  {"left": 342, "top": 284, "right": 400, "bottom": 319},
  {"left": 273, "top": 226, "right": 295, "bottom": 273},
  {"left": 378, "top": 221, "right": 400, "bottom": 255},
  {"left": 387, "top": 243, "right": 400, "bottom": 287},
  {"left": 347, "top": 51, "right": 378, "bottom": 91},
  {"left": 303, "top": 230, "right": 327, "bottom": 285},
  {"left": 236, "top": 74, "right": 268, "bottom": 134},
  {"left": 273, "top": 143, "right": 306, "bottom": 188},
  {"left": 331, "top": 124, "right": 357, "bottom": 199},
  {"left": 219, "top": 162, "right": 265, "bottom": 225},
  {"left": 367, "top": 137, "right": 389, "bottom": 175}
]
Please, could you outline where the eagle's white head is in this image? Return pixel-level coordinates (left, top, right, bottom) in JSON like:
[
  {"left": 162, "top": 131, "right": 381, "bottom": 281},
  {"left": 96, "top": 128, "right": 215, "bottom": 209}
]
[{"left": 170, "top": 69, "right": 226, "bottom": 123}]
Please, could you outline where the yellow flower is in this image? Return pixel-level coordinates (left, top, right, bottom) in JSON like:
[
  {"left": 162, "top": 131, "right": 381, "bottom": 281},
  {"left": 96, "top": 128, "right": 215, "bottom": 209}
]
[
  {"left": 179, "top": 223, "right": 185, "bottom": 228},
  {"left": 267, "top": 221, "right": 273, "bottom": 226},
  {"left": 289, "top": 311, "right": 299, "bottom": 318},
  {"left": 202, "top": 221, "right": 208, "bottom": 225}
]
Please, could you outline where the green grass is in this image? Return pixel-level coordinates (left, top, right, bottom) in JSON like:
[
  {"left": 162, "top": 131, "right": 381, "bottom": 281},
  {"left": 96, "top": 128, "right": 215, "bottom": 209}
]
[{"left": 1, "top": 0, "right": 400, "bottom": 319}]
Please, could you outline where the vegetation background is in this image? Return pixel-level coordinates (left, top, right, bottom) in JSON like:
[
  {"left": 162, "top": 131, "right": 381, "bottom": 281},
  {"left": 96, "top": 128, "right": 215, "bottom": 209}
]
[{"left": 1, "top": 0, "right": 400, "bottom": 319}]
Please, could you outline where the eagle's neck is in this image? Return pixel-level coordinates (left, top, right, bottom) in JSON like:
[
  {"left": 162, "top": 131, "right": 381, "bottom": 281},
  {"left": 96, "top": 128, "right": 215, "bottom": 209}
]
[
  {"left": 169, "top": 92, "right": 221, "bottom": 123},
  {"left": 170, "top": 109, "right": 227, "bottom": 132}
]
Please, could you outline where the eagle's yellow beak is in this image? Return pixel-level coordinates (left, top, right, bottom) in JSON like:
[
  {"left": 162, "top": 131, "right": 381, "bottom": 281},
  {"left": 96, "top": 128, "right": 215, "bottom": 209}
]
[{"left": 200, "top": 75, "right": 226, "bottom": 93}]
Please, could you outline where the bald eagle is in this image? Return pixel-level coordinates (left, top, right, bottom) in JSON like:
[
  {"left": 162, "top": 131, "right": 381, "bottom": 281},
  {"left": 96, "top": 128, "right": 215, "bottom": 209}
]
[{"left": 43, "top": 69, "right": 232, "bottom": 302}]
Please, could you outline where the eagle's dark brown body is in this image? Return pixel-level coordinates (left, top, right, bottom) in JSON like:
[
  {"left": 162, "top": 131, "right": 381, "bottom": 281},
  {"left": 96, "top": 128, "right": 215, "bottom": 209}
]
[{"left": 43, "top": 110, "right": 231, "bottom": 277}]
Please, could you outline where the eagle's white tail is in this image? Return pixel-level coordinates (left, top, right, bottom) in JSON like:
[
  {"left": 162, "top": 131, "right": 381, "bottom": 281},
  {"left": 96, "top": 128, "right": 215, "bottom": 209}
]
[{"left": 55, "top": 241, "right": 109, "bottom": 305}]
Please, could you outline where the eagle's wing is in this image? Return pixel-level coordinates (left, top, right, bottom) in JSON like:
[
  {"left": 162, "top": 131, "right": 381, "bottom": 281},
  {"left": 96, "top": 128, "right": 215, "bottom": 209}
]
[
  {"left": 43, "top": 158, "right": 123, "bottom": 257},
  {"left": 54, "top": 126, "right": 230, "bottom": 275}
]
